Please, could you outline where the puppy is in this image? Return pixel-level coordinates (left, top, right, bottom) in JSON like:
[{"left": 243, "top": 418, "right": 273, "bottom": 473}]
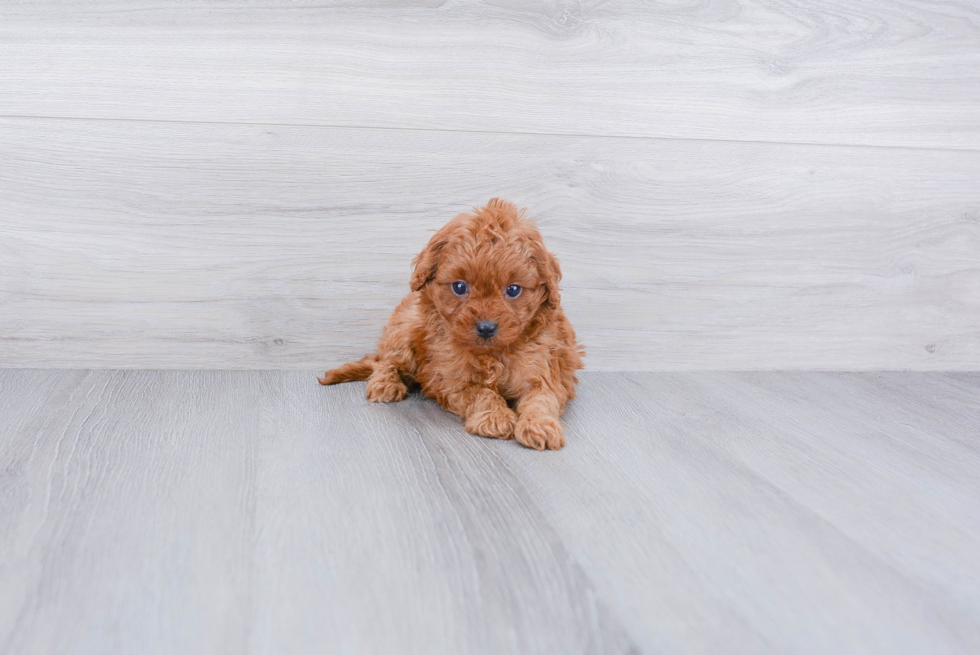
[{"left": 319, "top": 199, "right": 583, "bottom": 450}]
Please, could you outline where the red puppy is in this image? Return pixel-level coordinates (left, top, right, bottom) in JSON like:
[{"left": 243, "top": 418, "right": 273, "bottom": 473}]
[{"left": 319, "top": 199, "right": 583, "bottom": 450}]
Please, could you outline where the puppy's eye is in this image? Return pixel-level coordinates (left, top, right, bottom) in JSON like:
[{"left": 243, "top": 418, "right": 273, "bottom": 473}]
[
  {"left": 505, "top": 284, "right": 522, "bottom": 299},
  {"left": 451, "top": 280, "right": 468, "bottom": 296}
]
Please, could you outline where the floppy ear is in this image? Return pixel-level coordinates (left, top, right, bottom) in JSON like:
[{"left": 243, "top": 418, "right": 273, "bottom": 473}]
[
  {"left": 531, "top": 239, "right": 562, "bottom": 309},
  {"left": 410, "top": 217, "right": 462, "bottom": 291}
]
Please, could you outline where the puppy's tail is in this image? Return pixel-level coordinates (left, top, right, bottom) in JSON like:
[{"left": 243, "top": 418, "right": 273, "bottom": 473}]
[{"left": 318, "top": 355, "right": 377, "bottom": 385}]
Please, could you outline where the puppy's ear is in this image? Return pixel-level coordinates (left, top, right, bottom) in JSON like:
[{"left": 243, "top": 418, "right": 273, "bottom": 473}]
[
  {"left": 410, "top": 216, "right": 462, "bottom": 291},
  {"left": 531, "top": 239, "right": 562, "bottom": 309}
]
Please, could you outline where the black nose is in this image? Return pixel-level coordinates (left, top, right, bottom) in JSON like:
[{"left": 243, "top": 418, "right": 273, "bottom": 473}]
[{"left": 475, "top": 320, "right": 498, "bottom": 339}]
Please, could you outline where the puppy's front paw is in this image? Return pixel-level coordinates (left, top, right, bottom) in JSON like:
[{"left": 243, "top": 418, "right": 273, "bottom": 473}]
[
  {"left": 465, "top": 405, "right": 517, "bottom": 440},
  {"left": 366, "top": 374, "right": 408, "bottom": 403},
  {"left": 515, "top": 415, "right": 565, "bottom": 451}
]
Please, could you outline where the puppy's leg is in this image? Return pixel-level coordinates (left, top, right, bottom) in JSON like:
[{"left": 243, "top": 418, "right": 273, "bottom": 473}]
[
  {"left": 464, "top": 387, "right": 517, "bottom": 440},
  {"left": 365, "top": 360, "right": 409, "bottom": 403},
  {"left": 364, "top": 294, "right": 421, "bottom": 403},
  {"left": 514, "top": 383, "right": 564, "bottom": 451},
  {"left": 442, "top": 386, "right": 516, "bottom": 440}
]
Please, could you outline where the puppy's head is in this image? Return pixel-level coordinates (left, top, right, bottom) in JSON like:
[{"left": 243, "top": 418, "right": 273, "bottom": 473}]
[{"left": 411, "top": 198, "right": 561, "bottom": 351}]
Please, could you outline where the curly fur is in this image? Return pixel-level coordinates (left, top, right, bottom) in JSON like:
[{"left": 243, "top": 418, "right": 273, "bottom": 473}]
[{"left": 319, "top": 199, "right": 584, "bottom": 450}]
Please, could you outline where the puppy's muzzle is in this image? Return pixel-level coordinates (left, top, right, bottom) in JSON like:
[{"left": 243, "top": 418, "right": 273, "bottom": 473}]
[{"left": 475, "top": 320, "right": 498, "bottom": 339}]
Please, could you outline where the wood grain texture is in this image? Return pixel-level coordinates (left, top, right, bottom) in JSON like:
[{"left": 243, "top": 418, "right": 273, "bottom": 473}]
[
  {"left": 1, "top": 370, "right": 978, "bottom": 654},
  {"left": 1, "top": 0, "right": 979, "bottom": 149},
  {"left": 496, "top": 372, "right": 980, "bottom": 652},
  {"left": 2, "top": 117, "right": 978, "bottom": 370},
  {"left": 0, "top": 370, "right": 637, "bottom": 655}
]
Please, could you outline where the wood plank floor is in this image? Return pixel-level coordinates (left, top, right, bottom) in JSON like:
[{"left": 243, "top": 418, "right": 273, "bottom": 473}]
[{"left": 1, "top": 370, "right": 978, "bottom": 654}]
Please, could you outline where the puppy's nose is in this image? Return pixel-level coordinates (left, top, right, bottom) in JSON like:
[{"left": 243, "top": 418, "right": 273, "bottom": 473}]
[{"left": 475, "top": 320, "right": 498, "bottom": 339}]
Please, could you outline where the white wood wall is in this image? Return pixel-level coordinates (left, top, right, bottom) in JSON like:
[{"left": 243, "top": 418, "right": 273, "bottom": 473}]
[{"left": 1, "top": 0, "right": 978, "bottom": 370}]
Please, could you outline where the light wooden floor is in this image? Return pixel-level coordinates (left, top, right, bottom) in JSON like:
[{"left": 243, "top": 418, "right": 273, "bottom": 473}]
[{"left": 2, "top": 369, "right": 978, "bottom": 654}]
